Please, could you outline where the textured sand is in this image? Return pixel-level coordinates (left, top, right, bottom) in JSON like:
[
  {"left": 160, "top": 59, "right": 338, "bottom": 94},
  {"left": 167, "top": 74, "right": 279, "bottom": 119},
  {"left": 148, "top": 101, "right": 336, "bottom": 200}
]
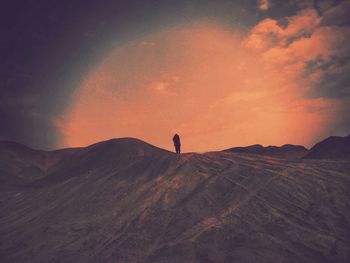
[{"left": 1, "top": 138, "right": 350, "bottom": 263}]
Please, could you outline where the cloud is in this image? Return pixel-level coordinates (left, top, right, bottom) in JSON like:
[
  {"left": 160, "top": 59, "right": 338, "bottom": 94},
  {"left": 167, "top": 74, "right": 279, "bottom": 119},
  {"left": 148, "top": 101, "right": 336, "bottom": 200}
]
[
  {"left": 244, "top": 1, "right": 350, "bottom": 138},
  {"left": 148, "top": 81, "right": 177, "bottom": 96},
  {"left": 244, "top": 8, "right": 321, "bottom": 51},
  {"left": 244, "top": 6, "right": 349, "bottom": 83},
  {"left": 140, "top": 41, "right": 156, "bottom": 47},
  {"left": 243, "top": 18, "right": 284, "bottom": 51},
  {"left": 284, "top": 8, "right": 321, "bottom": 37},
  {"left": 52, "top": 1, "right": 350, "bottom": 152},
  {"left": 258, "top": 0, "right": 270, "bottom": 11}
]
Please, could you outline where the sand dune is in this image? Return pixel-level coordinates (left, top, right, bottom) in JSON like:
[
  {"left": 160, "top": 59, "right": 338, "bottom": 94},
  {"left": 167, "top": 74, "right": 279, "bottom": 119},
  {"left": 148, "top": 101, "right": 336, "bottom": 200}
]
[{"left": 0, "top": 138, "right": 350, "bottom": 263}]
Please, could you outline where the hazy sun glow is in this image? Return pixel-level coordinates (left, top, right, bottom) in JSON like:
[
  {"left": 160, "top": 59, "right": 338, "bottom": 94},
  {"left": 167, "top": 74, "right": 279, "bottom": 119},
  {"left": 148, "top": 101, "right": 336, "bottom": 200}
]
[{"left": 55, "top": 22, "right": 340, "bottom": 152}]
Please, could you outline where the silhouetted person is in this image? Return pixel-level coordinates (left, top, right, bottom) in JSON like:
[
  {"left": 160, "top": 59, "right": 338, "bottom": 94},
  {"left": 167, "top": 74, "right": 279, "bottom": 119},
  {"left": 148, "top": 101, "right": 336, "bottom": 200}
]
[{"left": 173, "top": 134, "right": 181, "bottom": 154}]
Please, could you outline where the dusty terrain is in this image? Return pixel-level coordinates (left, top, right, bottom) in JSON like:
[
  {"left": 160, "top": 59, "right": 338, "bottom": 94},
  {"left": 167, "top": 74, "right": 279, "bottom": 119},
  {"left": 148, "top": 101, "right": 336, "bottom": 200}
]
[
  {"left": 224, "top": 144, "right": 308, "bottom": 159},
  {"left": 1, "top": 138, "right": 350, "bottom": 263}
]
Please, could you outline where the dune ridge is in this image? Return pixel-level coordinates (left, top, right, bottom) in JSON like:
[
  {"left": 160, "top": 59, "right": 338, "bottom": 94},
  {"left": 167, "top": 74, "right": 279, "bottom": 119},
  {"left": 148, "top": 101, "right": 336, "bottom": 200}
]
[{"left": 0, "top": 138, "right": 349, "bottom": 263}]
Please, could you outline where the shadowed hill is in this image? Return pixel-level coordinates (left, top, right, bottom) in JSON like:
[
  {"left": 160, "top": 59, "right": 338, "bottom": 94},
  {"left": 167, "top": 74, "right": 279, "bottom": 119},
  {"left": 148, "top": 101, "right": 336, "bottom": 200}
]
[
  {"left": 0, "top": 138, "right": 350, "bottom": 263},
  {"left": 304, "top": 134, "right": 350, "bottom": 159},
  {"left": 0, "top": 138, "right": 172, "bottom": 186},
  {"left": 0, "top": 141, "right": 80, "bottom": 185},
  {"left": 224, "top": 144, "right": 308, "bottom": 159}
]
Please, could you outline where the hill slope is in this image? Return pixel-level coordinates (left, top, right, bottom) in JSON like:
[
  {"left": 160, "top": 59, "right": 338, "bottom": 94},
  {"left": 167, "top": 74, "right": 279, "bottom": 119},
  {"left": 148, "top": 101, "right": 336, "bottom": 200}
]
[
  {"left": 304, "top": 134, "right": 350, "bottom": 159},
  {"left": 0, "top": 138, "right": 350, "bottom": 263},
  {"left": 224, "top": 144, "right": 308, "bottom": 159}
]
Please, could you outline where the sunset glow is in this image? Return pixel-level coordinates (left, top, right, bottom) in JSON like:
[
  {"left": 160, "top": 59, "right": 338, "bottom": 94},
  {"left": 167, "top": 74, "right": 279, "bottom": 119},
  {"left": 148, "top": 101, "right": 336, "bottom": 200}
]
[{"left": 55, "top": 22, "right": 342, "bottom": 152}]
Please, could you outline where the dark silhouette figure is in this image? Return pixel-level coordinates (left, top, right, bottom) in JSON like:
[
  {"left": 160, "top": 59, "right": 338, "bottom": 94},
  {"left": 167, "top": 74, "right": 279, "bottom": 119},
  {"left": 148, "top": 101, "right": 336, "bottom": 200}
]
[{"left": 173, "top": 134, "right": 181, "bottom": 154}]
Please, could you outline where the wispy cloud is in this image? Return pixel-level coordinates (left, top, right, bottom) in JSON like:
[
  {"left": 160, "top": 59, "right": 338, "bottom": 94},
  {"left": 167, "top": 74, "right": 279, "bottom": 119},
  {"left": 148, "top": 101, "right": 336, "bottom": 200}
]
[
  {"left": 258, "top": 0, "right": 270, "bottom": 11},
  {"left": 148, "top": 81, "right": 177, "bottom": 96}
]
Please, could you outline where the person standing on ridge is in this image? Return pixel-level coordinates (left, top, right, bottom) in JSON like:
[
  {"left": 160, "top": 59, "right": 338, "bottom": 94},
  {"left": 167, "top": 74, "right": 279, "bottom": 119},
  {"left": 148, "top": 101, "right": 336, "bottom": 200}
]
[{"left": 173, "top": 134, "right": 181, "bottom": 154}]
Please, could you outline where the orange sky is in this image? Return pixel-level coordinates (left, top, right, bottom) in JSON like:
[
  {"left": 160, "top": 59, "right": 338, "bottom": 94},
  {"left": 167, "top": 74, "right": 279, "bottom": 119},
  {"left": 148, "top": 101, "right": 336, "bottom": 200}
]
[{"left": 54, "top": 21, "right": 342, "bottom": 152}]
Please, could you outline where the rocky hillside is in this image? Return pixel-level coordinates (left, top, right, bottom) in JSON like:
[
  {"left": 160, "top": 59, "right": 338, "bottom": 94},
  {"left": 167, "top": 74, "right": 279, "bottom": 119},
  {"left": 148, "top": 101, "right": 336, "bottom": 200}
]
[{"left": 0, "top": 138, "right": 350, "bottom": 263}]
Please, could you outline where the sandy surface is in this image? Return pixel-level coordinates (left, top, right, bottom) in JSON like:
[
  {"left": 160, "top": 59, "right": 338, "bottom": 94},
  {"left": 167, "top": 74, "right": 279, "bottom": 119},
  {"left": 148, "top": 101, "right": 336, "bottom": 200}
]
[{"left": 1, "top": 138, "right": 350, "bottom": 263}]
